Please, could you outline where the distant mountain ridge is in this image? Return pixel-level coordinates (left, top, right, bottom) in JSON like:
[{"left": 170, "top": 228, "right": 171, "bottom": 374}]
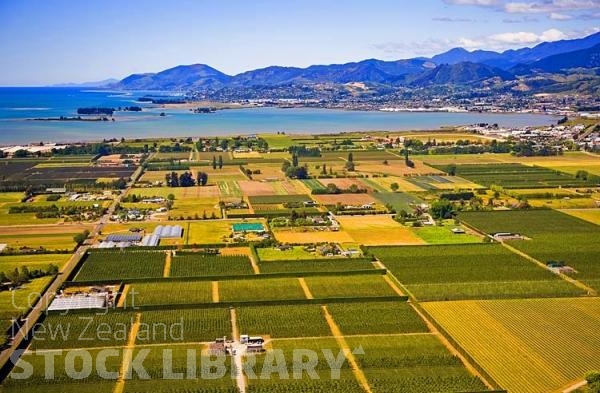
[{"left": 109, "top": 31, "right": 600, "bottom": 91}]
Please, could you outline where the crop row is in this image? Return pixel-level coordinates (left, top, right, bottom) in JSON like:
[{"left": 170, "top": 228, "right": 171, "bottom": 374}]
[
  {"left": 171, "top": 253, "right": 253, "bottom": 277},
  {"left": 75, "top": 251, "right": 166, "bottom": 281}
]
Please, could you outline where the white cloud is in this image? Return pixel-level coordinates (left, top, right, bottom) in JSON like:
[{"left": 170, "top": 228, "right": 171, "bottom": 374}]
[
  {"left": 443, "top": 0, "right": 500, "bottom": 5},
  {"left": 549, "top": 12, "right": 574, "bottom": 19},
  {"left": 489, "top": 31, "right": 541, "bottom": 44},
  {"left": 539, "top": 28, "right": 568, "bottom": 40},
  {"left": 504, "top": 0, "right": 600, "bottom": 13},
  {"left": 432, "top": 16, "right": 476, "bottom": 22}
]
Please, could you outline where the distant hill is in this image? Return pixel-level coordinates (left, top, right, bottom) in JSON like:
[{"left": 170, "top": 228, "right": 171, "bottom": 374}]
[
  {"left": 431, "top": 32, "right": 600, "bottom": 69},
  {"left": 51, "top": 78, "right": 119, "bottom": 88},
  {"left": 409, "top": 62, "right": 513, "bottom": 86},
  {"left": 513, "top": 43, "right": 600, "bottom": 74},
  {"left": 112, "top": 64, "right": 231, "bottom": 90},
  {"left": 106, "top": 31, "right": 600, "bottom": 91}
]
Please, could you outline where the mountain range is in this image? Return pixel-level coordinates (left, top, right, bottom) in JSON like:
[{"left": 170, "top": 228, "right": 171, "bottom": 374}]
[{"left": 110, "top": 32, "right": 600, "bottom": 92}]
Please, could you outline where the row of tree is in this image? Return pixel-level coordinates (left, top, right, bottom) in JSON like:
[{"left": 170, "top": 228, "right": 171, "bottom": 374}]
[{"left": 165, "top": 171, "right": 208, "bottom": 187}]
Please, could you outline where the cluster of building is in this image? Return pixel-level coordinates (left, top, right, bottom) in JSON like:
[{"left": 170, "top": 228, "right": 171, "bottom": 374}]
[
  {"left": 96, "top": 225, "right": 183, "bottom": 248},
  {"left": 0, "top": 143, "right": 67, "bottom": 157}
]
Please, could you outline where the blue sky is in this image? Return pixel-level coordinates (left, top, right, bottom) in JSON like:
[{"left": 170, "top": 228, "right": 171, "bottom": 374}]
[{"left": 0, "top": 0, "right": 598, "bottom": 85}]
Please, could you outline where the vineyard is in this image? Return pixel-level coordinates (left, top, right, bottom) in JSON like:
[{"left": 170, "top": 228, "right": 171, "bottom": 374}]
[
  {"left": 369, "top": 244, "right": 579, "bottom": 300},
  {"left": 461, "top": 210, "right": 600, "bottom": 291},
  {"left": 345, "top": 335, "right": 488, "bottom": 393},
  {"left": 236, "top": 304, "right": 331, "bottom": 338},
  {"left": 433, "top": 163, "right": 595, "bottom": 188},
  {"left": 170, "top": 253, "right": 254, "bottom": 277},
  {"left": 258, "top": 258, "right": 375, "bottom": 274},
  {"left": 137, "top": 308, "right": 232, "bottom": 344},
  {"left": 423, "top": 298, "right": 600, "bottom": 393},
  {"left": 30, "top": 312, "right": 135, "bottom": 350},
  {"left": 304, "top": 274, "right": 398, "bottom": 299},
  {"left": 218, "top": 277, "right": 306, "bottom": 302},
  {"left": 129, "top": 280, "right": 213, "bottom": 305},
  {"left": 74, "top": 251, "right": 166, "bottom": 281},
  {"left": 327, "top": 301, "right": 428, "bottom": 335}
]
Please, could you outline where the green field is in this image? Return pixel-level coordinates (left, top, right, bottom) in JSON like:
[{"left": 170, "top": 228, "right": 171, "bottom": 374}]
[
  {"left": 0, "top": 253, "right": 71, "bottom": 271},
  {"left": 258, "top": 258, "right": 375, "bottom": 274},
  {"left": 461, "top": 210, "right": 600, "bottom": 291},
  {"left": 433, "top": 163, "right": 596, "bottom": 188},
  {"left": 370, "top": 243, "right": 583, "bottom": 301},
  {"left": 236, "top": 304, "right": 330, "bottom": 338},
  {"left": 424, "top": 298, "right": 600, "bottom": 393},
  {"left": 411, "top": 222, "right": 482, "bottom": 244},
  {"left": 4, "top": 348, "right": 120, "bottom": 393},
  {"left": 137, "top": 308, "right": 231, "bottom": 344},
  {"left": 30, "top": 311, "right": 135, "bottom": 349},
  {"left": 304, "top": 274, "right": 397, "bottom": 299},
  {"left": 170, "top": 253, "right": 254, "bottom": 276},
  {"left": 346, "top": 335, "right": 488, "bottom": 393},
  {"left": 372, "top": 191, "right": 424, "bottom": 211},
  {"left": 129, "top": 280, "right": 212, "bottom": 306},
  {"left": 74, "top": 251, "right": 166, "bottom": 281},
  {"left": 327, "top": 301, "right": 428, "bottom": 335},
  {"left": 219, "top": 278, "right": 305, "bottom": 302}
]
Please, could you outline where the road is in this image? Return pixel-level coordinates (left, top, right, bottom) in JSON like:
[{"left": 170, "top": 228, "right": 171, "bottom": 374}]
[{"left": 0, "top": 160, "right": 143, "bottom": 376}]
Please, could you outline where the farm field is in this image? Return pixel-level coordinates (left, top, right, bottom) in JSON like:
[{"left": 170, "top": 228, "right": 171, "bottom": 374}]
[
  {"left": 3, "top": 348, "right": 121, "bottom": 393},
  {"left": 74, "top": 251, "right": 166, "bottom": 281},
  {"left": 460, "top": 210, "right": 600, "bottom": 291},
  {"left": 361, "top": 176, "right": 427, "bottom": 192},
  {"left": 372, "top": 191, "right": 424, "bottom": 211},
  {"left": 411, "top": 221, "right": 482, "bottom": 244},
  {"left": 258, "top": 258, "right": 376, "bottom": 274},
  {"left": 272, "top": 227, "right": 355, "bottom": 243},
  {"left": 327, "top": 301, "right": 428, "bottom": 335},
  {"left": 354, "top": 160, "right": 443, "bottom": 177},
  {"left": 433, "top": 163, "right": 595, "bottom": 188},
  {"left": 185, "top": 219, "right": 264, "bottom": 244},
  {"left": 560, "top": 208, "right": 600, "bottom": 225},
  {"left": 423, "top": 298, "right": 600, "bottom": 393},
  {"left": 259, "top": 133, "right": 294, "bottom": 149},
  {"left": 128, "top": 280, "right": 213, "bottom": 305},
  {"left": 0, "top": 276, "right": 53, "bottom": 324},
  {"left": 236, "top": 304, "right": 331, "bottom": 338},
  {"left": 303, "top": 274, "right": 398, "bottom": 299},
  {"left": 346, "top": 335, "right": 488, "bottom": 392},
  {"left": 170, "top": 253, "right": 254, "bottom": 277},
  {"left": 336, "top": 215, "right": 425, "bottom": 245},
  {"left": 219, "top": 277, "right": 306, "bottom": 302},
  {"left": 0, "top": 253, "right": 71, "bottom": 271},
  {"left": 370, "top": 243, "right": 584, "bottom": 301}
]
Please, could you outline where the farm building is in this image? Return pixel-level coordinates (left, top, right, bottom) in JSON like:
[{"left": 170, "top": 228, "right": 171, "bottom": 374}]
[
  {"left": 232, "top": 223, "right": 265, "bottom": 232},
  {"left": 48, "top": 295, "right": 107, "bottom": 311},
  {"left": 141, "top": 234, "right": 160, "bottom": 247},
  {"left": 106, "top": 233, "right": 143, "bottom": 242},
  {"left": 153, "top": 225, "right": 183, "bottom": 239},
  {"left": 97, "top": 241, "right": 133, "bottom": 248}
]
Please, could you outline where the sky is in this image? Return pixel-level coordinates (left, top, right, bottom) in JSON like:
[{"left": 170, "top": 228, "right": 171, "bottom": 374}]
[{"left": 0, "top": 0, "right": 599, "bottom": 85}]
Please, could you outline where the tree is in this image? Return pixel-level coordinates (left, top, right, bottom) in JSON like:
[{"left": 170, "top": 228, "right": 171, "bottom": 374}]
[
  {"left": 576, "top": 170, "right": 589, "bottom": 181},
  {"left": 167, "top": 193, "right": 175, "bottom": 201},
  {"left": 179, "top": 171, "right": 196, "bottom": 187},
  {"left": 447, "top": 164, "right": 457, "bottom": 176},
  {"left": 390, "top": 182, "right": 399, "bottom": 192},
  {"left": 292, "top": 154, "right": 299, "bottom": 167},
  {"left": 430, "top": 200, "right": 456, "bottom": 219},
  {"left": 321, "top": 164, "right": 327, "bottom": 175},
  {"left": 198, "top": 172, "right": 208, "bottom": 186},
  {"left": 6, "top": 268, "right": 21, "bottom": 286},
  {"left": 586, "top": 371, "right": 600, "bottom": 393},
  {"left": 218, "top": 155, "right": 223, "bottom": 169},
  {"left": 19, "top": 266, "right": 30, "bottom": 283},
  {"left": 347, "top": 152, "right": 353, "bottom": 163},
  {"left": 212, "top": 156, "right": 217, "bottom": 170},
  {"left": 345, "top": 152, "right": 355, "bottom": 171}
]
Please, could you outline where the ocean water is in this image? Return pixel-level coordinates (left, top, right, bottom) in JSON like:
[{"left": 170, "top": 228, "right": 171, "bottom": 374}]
[{"left": 0, "top": 87, "right": 560, "bottom": 145}]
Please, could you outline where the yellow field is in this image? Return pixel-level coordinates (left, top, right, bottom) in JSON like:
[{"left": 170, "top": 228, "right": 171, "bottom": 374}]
[
  {"left": 232, "top": 151, "right": 262, "bottom": 159},
  {"left": 272, "top": 227, "right": 355, "bottom": 243},
  {"left": 0, "top": 223, "right": 92, "bottom": 250},
  {"left": 355, "top": 161, "right": 442, "bottom": 177},
  {"left": 423, "top": 298, "right": 600, "bottom": 393},
  {"left": 362, "top": 176, "right": 427, "bottom": 192},
  {"left": 186, "top": 219, "right": 265, "bottom": 244},
  {"left": 559, "top": 208, "right": 600, "bottom": 225},
  {"left": 129, "top": 186, "right": 221, "bottom": 218},
  {"left": 336, "top": 215, "right": 425, "bottom": 245}
]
